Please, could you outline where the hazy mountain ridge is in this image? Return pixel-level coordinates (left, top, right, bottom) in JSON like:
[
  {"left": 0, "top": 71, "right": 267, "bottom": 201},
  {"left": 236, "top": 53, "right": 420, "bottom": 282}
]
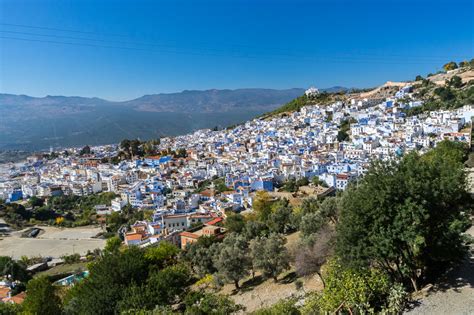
[
  {"left": 1, "top": 88, "right": 330, "bottom": 150},
  {"left": 0, "top": 87, "right": 349, "bottom": 150},
  {"left": 122, "top": 88, "right": 306, "bottom": 112}
]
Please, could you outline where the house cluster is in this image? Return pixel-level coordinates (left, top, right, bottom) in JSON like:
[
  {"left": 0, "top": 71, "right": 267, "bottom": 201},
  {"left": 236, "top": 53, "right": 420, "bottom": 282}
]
[
  {"left": 0, "top": 281, "right": 26, "bottom": 305},
  {"left": 0, "top": 86, "right": 472, "bottom": 248}
]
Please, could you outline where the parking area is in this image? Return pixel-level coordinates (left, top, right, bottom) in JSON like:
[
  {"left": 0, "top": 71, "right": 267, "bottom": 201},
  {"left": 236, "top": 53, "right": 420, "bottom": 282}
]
[{"left": 0, "top": 225, "right": 105, "bottom": 259}]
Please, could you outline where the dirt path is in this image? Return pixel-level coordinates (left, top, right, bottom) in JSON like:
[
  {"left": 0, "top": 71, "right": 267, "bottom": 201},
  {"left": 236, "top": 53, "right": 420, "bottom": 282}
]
[{"left": 405, "top": 225, "right": 474, "bottom": 315}]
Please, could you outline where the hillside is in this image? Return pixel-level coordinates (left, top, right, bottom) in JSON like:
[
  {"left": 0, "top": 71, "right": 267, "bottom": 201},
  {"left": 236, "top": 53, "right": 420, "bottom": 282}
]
[
  {"left": 265, "top": 62, "right": 474, "bottom": 119},
  {"left": 406, "top": 68, "right": 474, "bottom": 115},
  {"left": 262, "top": 87, "right": 350, "bottom": 118}
]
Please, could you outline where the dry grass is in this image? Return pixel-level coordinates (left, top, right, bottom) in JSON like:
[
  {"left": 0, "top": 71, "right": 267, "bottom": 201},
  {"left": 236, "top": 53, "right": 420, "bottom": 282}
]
[{"left": 215, "top": 231, "right": 324, "bottom": 313}]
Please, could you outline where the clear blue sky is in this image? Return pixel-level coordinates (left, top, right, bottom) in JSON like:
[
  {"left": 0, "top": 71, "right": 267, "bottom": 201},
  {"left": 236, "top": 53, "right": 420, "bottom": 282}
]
[{"left": 0, "top": 0, "right": 473, "bottom": 100}]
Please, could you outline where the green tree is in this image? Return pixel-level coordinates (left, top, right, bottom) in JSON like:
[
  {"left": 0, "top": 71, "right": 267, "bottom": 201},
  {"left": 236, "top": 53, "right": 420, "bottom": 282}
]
[
  {"left": 336, "top": 129, "right": 349, "bottom": 142},
  {"left": 79, "top": 145, "right": 91, "bottom": 155},
  {"left": 106, "top": 211, "right": 127, "bottom": 233},
  {"left": 118, "top": 264, "right": 190, "bottom": 312},
  {"left": 415, "top": 75, "right": 423, "bottom": 81},
  {"left": 296, "top": 177, "right": 309, "bottom": 187},
  {"left": 319, "top": 197, "right": 339, "bottom": 225},
  {"left": 443, "top": 61, "right": 458, "bottom": 71},
  {"left": 268, "top": 201, "right": 296, "bottom": 234},
  {"left": 184, "top": 236, "right": 221, "bottom": 277},
  {"left": 213, "top": 234, "right": 251, "bottom": 289},
  {"left": 0, "top": 302, "right": 22, "bottom": 315},
  {"left": 336, "top": 141, "right": 472, "bottom": 291},
  {"left": 299, "top": 197, "right": 339, "bottom": 241},
  {"left": 299, "top": 212, "right": 325, "bottom": 239},
  {"left": 242, "top": 220, "right": 269, "bottom": 240},
  {"left": 64, "top": 246, "right": 149, "bottom": 314},
  {"left": 224, "top": 213, "right": 246, "bottom": 234},
  {"left": 22, "top": 276, "right": 62, "bottom": 315},
  {"left": 175, "top": 148, "right": 188, "bottom": 158},
  {"left": 252, "top": 191, "right": 274, "bottom": 221},
  {"left": 0, "top": 256, "right": 29, "bottom": 282},
  {"left": 281, "top": 178, "right": 298, "bottom": 192},
  {"left": 447, "top": 75, "right": 463, "bottom": 88},
  {"left": 299, "top": 197, "right": 319, "bottom": 216},
  {"left": 311, "top": 177, "right": 328, "bottom": 187},
  {"left": 104, "top": 235, "right": 122, "bottom": 253},
  {"left": 144, "top": 241, "right": 180, "bottom": 268},
  {"left": 28, "top": 196, "right": 44, "bottom": 208},
  {"left": 250, "top": 234, "right": 290, "bottom": 282}
]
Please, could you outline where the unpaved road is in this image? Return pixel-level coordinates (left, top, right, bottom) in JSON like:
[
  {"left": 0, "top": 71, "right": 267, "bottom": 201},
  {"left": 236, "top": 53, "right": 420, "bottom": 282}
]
[{"left": 0, "top": 225, "right": 105, "bottom": 259}]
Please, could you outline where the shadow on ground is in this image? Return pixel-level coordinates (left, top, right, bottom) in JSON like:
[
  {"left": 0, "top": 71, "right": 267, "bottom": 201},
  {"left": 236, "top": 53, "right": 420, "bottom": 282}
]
[
  {"left": 430, "top": 251, "right": 474, "bottom": 293},
  {"left": 232, "top": 271, "right": 298, "bottom": 294}
]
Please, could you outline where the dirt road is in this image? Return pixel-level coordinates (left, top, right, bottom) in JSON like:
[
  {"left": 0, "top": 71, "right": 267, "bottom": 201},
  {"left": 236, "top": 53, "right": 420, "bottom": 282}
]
[{"left": 0, "top": 225, "right": 105, "bottom": 259}]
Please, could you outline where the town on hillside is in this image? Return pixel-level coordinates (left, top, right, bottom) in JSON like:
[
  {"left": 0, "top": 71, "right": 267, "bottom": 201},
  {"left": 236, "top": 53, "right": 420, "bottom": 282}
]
[
  {"left": 0, "top": 64, "right": 473, "bottom": 311},
  {"left": 1, "top": 67, "right": 473, "bottom": 247}
]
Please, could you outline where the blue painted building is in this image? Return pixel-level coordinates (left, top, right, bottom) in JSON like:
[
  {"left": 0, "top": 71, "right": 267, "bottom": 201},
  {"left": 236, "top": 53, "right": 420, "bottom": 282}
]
[
  {"left": 250, "top": 180, "right": 274, "bottom": 192},
  {"left": 8, "top": 190, "right": 23, "bottom": 202}
]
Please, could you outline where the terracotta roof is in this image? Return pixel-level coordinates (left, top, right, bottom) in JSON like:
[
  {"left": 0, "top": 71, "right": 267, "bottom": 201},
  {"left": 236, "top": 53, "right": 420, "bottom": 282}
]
[
  {"left": 125, "top": 233, "right": 143, "bottom": 241},
  {"left": 206, "top": 217, "right": 223, "bottom": 226},
  {"left": 0, "top": 286, "right": 10, "bottom": 299},
  {"left": 179, "top": 231, "right": 199, "bottom": 239},
  {"left": 336, "top": 174, "right": 349, "bottom": 180},
  {"left": 7, "top": 291, "right": 26, "bottom": 304},
  {"left": 200, "top": 189, "right": 215, "bottom": 197}
]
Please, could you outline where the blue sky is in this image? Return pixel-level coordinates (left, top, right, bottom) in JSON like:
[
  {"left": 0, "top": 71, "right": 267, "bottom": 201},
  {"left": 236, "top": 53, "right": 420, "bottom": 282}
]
[{"left": 0, "top": 0, "right": 473, "bottom": 100}]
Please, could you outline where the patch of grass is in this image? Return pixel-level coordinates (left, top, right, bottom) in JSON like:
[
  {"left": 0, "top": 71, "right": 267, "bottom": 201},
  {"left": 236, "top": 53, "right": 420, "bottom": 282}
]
[{"left": 35, "top": 262, "right": 87, "bottom": 278}]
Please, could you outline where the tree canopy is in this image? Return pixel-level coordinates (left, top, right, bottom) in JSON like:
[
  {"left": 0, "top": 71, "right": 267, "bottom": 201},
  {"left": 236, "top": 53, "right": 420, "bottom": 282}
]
[
  {"left": 336, "top": 141, "right": 472, "bottom": 291},
  {"left": 250, "top": 233, "right": 290, "bottom": 281}
]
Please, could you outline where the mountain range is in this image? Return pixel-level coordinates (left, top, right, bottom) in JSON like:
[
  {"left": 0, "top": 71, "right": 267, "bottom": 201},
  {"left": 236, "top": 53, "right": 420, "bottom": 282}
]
[{"left": 0, "top": 87, "right": 347, "bottom": 151}]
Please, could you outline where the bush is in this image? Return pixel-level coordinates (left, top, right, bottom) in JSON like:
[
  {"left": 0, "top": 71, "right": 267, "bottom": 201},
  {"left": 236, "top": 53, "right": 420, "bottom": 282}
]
[
  {"left": 61, "top": 253, "right": 81, "bottom": 264},
  {"left": 22, "top": 276, "right": 62, "bottom": 315},
  {"left": 301, "top": 258, "right": 395, "bottom": 314},
  {"left": 184, "top": 292, "right": 244, "bottom": 314}
]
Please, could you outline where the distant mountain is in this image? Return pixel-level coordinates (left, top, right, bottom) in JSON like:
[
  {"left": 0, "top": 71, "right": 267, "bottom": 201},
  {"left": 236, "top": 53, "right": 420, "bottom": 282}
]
[
  {"left": 0, "top": 87, "right": 347, "bottom": 151},
  {"left": 0, "top": 88, "right": 325, "bottom": 150},
  {"left": 322, "top": 86, "right": 350, "bottom": 93},
  {"left": 122, "top": 88, "right": 306, "bottom": 113}
]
